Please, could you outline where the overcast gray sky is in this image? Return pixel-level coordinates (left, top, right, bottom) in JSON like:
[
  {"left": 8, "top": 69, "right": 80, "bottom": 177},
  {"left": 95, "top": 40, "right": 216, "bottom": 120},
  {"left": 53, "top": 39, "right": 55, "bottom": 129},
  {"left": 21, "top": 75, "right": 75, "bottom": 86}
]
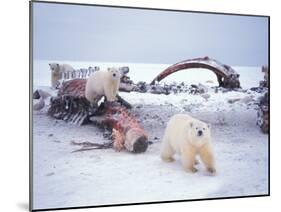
[{"left": 32, "top": 2, "right": 268, "bottom": 66}]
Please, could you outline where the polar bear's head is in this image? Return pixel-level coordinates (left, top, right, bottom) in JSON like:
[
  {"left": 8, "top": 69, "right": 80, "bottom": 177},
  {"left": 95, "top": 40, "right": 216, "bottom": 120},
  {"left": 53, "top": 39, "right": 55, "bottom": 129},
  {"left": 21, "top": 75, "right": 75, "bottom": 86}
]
[
  {"left": 49, "top": 63, "right": 60, "bottom": 73},
  {"left": 188, "top": 120, "right": 210, "bottom": 146},
  {"left": 107, "top": 67, "right": 121, "bottom": 81}
]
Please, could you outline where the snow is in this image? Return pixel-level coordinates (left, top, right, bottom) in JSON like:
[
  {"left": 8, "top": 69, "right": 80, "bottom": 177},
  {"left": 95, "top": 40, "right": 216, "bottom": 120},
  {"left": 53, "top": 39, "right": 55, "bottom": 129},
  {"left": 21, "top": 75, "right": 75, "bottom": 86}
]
[{"left": 32, "top": 60, "right": 268, "bottom": 210}]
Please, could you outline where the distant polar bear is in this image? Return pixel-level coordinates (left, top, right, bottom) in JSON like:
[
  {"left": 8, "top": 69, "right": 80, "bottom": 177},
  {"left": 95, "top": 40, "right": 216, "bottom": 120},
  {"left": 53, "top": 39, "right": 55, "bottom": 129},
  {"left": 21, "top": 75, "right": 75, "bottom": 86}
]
[
  {"left": 85, "top": 67, "right": 121, "bottom": 104},
  {"left": 49, "top": 63, "right": 74, "bottom": 89},
  {"left": 161, "top": 114, "right": 216, "bottom": 174}
]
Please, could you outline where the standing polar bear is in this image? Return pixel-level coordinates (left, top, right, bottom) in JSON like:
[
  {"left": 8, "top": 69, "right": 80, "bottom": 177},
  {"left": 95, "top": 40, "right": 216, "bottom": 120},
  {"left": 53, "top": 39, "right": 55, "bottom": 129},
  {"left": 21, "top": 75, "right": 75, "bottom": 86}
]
[
  {"left": 49, "top": 63, "right": 74, "bottom": 89},
  {"left": 161, "top": 114, "right": 216, "bottom": 174},
  {"left": 85, "top": 67, "right": 121, "bottom": 104}
]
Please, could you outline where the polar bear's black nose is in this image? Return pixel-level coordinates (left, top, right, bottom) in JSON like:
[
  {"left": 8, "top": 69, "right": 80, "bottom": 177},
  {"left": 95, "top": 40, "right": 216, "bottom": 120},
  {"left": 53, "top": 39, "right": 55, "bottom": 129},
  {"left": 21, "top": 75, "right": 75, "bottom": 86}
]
[
  {"left": 198, "top": 130, "right": 203, "bottom": 136},
  {"left": 113, "top": 73, "right": 116, "bottom": 77}
]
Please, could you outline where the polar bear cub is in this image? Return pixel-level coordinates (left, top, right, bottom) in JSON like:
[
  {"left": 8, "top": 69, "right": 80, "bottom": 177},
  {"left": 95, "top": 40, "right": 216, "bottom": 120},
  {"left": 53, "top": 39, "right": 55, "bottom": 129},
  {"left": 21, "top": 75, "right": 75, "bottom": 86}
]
[
  {"left": 161, "top": 114, "right": 216, "bottom": 174},
  {"left": 85, "top": 67, "right": 121, "bottom": 104}
]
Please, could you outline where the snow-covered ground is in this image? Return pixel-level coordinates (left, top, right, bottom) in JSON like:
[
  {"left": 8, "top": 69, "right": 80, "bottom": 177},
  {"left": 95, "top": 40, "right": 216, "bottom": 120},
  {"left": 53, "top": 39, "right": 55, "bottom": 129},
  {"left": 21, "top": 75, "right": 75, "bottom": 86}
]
[{"left": 32, "top": 60, "right": 268, "bottom": 210}]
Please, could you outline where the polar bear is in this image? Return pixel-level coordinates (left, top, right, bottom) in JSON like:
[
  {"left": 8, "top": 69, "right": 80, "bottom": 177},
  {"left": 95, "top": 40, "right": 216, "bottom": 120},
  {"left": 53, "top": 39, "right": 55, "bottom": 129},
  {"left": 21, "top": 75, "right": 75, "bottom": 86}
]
[
  {"left": 49, "top": 63, "right": 74, "bottom": 89},
  {"left": 161, "top": 114, "right": 216, "bottom": 174},
  {"left": 85, "top": 67, "right": 121, "bottom": 104}
]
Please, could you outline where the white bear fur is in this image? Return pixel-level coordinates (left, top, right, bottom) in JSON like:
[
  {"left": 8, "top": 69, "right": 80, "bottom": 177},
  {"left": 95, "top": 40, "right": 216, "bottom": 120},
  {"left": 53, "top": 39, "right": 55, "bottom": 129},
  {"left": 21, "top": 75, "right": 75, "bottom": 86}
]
[
  {"left": 161, "top": 114, "right": 216, "bottom": 173},
  {"left": 85, "top": 67, "right": 121, "bottom": 103},
  {"left": 49, "top": 63, "right": 74, "bottom": 89}
]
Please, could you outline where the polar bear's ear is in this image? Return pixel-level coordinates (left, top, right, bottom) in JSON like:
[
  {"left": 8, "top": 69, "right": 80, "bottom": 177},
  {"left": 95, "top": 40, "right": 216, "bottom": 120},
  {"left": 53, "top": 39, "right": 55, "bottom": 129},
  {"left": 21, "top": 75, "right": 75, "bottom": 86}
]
[
  {"left": 107, "top": 68, "right": 111, "bottom": 71},
  {"left": 56, "top": 63, "right": 59, "bottom": 67},
  {"left": 190, "top": 122, "right": 193, "bottom": 128}
]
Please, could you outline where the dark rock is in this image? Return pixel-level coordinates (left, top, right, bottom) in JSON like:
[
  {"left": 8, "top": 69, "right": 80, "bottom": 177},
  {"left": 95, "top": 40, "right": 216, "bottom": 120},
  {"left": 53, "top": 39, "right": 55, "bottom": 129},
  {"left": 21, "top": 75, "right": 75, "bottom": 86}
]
[
  {"left": 45, "top": 172, "right": 55, "bottom": 177},
  {"left": 33, "top": 90, "right": 40, "bottom": 99},
  {"left": 135, "top": 81, "right": 147, "bottom": 93},
  {"left": 250, "top": 87, "right": 267, "bottom": 93},
  {"left": 119, "top": 66, "right": 129, "bottom": 75},
  {"left": 189, "top": 83, "right": 207, "bottom": 95},
  {"left": 191, "top": 84, "right": 198, "bottom": 88},
  {"left": 103, "top": 131, "right": 112, "bottom": 139},
  {"left": 228, "top": 98, "right": 241, "bottom": 104},
  {"left": 149, "top": 84, "right": 165, "bottom": 94}
]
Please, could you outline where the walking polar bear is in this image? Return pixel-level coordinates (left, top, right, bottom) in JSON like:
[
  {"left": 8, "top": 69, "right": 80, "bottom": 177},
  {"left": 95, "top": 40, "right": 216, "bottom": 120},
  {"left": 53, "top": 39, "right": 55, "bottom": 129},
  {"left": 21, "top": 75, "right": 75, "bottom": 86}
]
[
  {"left": 85, "top": 67, "right": 121, "bottom": 104},
  {"left": 161, "top": 114, "right": 216, "bottom": 174}
]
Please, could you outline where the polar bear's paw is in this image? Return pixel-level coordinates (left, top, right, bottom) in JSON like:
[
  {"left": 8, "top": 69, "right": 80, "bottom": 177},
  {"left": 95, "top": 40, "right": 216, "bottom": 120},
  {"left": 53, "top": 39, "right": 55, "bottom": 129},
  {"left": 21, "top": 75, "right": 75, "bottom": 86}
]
[
  {"left": 184, "top": 167, "right": 198, "bottom": 173},
  {"left": 207, "top": 167, "right": 216, "bottom": 174},
  {"left": 161, "top": 156, "right": 175, "bottom": 162}
]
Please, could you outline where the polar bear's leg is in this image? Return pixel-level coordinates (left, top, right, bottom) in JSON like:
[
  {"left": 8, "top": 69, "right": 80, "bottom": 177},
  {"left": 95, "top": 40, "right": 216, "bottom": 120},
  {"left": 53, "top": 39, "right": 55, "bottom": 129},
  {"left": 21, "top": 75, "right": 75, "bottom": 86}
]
[
  {"left": 51, "top": 75, "right": 59, "bottom": 89},
  {"left": 161, "top": 139, "right": 175, "bottom": 162},
  {"left": 181, "top": 145, "right": 198, "bottom": 173},
  {"left": 51, "top": 77, "right": 56, "bottom": 89},
  {"left": 104, "top": 85, "right": 115, "bottom": 102},
  {"left": 199, "top": 143, "right": 216, "bottom": 173},
  {"left": 85, "top": 90, "right": 95, "bottom": 104},
  {"left": 112, "top": 84, "right": 118, "bottom": 99},
  {"left": 85, "top": 89, "right": 101, "bottom": 109}
]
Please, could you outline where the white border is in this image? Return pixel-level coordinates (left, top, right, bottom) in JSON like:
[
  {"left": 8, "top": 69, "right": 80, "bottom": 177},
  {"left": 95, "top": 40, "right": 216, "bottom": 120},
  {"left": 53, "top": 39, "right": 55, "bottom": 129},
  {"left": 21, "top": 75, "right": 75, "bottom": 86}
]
[{"left": 1, "top": 0, "right": 278, "bottom": 212}]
